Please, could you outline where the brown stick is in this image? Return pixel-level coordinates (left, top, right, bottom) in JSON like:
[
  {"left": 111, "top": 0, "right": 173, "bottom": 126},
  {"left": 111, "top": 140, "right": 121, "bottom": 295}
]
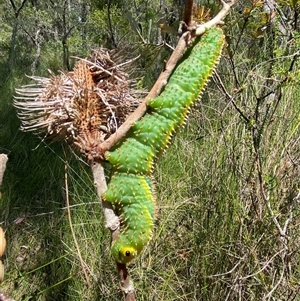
[
  {"left": 91, "top": 160, "right": 119, "bottom": 231},
  {"left": 183, "top": 0, "right": 194, "bottom": 27},
  {"left": 117, "top": 263, "right": 135, "bottom": 301}
]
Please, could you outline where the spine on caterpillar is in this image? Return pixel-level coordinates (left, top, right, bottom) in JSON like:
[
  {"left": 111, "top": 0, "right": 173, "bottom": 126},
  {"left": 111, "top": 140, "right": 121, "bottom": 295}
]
[{"left": 102, "top": 27, "right": 225, "bottom": 264}]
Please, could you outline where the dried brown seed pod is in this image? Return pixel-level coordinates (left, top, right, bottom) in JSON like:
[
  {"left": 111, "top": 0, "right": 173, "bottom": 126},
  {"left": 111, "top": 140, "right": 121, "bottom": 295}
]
[
  {"left": 0, "top": 228, "right": 6, "bottom": 258},
  {"left": 14, "top": 49, "right": 143, "bottom": 161}
]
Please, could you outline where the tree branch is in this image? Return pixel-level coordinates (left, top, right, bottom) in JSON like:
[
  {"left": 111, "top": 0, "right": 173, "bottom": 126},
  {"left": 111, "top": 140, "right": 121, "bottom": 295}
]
[
  {"left": 91, "top": 161, "right": 119, "bottom": 231},
  {"left": 9, "top": 0, "right": 17, "bottom": 15},
  {"left": 9, "top": 0, "right": 28, "bottom": 17},
  {"left": 183, "top": 0, "right": 194, "bottom": 27}
]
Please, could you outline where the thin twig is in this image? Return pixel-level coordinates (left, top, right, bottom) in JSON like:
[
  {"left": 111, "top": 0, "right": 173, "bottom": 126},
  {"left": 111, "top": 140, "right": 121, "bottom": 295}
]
[
  {"left": 239, "top": 249, "right": 285, "bottom": 281},
  {"left": 254, "top": 127, "right": 292, "bottom": 299},
  {"left": 256, "top": 156, "right": 286, "bottom": 237},
  {"left": 262, "top": 255, "right": 286, "bottom": 301},
  {"left": 208, "top": 256, "right": 245, "bottom": 278},
  {"left": 98, "top": 30, "right": 189, "bottom": 153},
  {"left": 213, "top": 72, "right": 250, "bottom": 123}
]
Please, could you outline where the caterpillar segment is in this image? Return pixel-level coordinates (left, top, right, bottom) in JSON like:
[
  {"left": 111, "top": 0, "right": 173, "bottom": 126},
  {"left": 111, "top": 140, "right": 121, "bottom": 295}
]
[
  {"left": 103, "top": 27, "right": 225, "bottom": 264},
  {"left": 102, "top": 173, "right": 154, "bottom": 264},
  {"left": 105, "top": 138, "right": 154, "bottom": 174}
]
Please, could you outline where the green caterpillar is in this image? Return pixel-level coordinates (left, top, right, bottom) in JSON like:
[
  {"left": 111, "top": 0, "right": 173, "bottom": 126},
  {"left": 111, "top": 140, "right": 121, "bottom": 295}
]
[{"left": 102, "top": 27, "right": 225, "bottom": 264}]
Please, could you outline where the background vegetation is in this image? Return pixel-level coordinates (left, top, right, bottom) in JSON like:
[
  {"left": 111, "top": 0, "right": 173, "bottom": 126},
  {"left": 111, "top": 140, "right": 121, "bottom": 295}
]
[{"left": 1, "top": 0, "right": 300, "bottom": 300}]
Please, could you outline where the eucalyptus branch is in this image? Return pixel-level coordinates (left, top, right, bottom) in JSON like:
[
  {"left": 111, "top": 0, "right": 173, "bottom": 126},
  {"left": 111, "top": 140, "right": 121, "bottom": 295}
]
[{"left": 99, "top": 0, "right": 237, "bottom": 153}]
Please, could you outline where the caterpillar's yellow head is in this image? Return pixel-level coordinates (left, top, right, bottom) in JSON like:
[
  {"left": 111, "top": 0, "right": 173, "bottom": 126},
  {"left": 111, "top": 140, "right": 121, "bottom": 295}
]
[{"left": 111, "top": 242, "right": 138, "bottom": 264}]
